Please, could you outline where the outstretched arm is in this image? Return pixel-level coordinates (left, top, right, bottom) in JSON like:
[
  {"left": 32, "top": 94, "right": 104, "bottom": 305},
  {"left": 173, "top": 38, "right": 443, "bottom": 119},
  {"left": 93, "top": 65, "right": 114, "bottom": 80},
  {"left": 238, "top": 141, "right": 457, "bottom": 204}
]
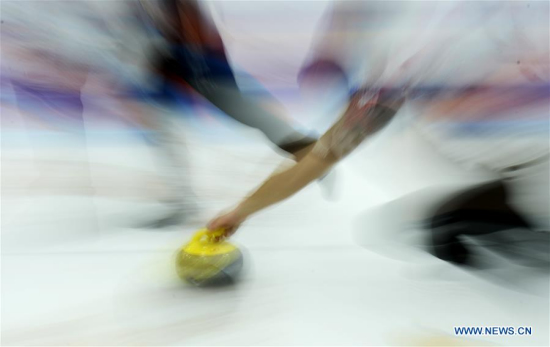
[
  {"left": 207, "top": 90, "right": 403, "bottom": 237},
  {"left": 207, "top": 140, "right": 337, "bottom": 237}
]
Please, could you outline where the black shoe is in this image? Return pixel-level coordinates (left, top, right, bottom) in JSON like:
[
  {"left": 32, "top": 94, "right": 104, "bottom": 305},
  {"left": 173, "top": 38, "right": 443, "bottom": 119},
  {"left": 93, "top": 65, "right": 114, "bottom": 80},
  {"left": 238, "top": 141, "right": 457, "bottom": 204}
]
[{"left": 432, "top": 236, "right": 471, "bottom": 265}]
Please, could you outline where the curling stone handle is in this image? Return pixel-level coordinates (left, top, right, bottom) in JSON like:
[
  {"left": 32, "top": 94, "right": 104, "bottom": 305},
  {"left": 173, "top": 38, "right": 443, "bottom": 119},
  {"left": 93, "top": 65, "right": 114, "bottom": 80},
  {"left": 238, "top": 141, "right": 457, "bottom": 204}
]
[{"left": 192, "top": 228, "right": 226, "bottom": 243}]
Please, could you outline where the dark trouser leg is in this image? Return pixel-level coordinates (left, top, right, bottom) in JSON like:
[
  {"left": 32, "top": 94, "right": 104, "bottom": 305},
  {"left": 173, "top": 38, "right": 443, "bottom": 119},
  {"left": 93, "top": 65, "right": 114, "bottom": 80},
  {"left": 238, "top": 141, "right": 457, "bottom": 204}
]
[
  {"left": 429, "top": 181, "right": 532, "bottom": 265},
  {"left": 140, "top": 80, "right": 197, "bottom": 228},
  {"left": 165, "top": 46, "right": 317, "bottom": 157},
  {"left": 191, "top": 77, "right": 316, "bottom": 157}
]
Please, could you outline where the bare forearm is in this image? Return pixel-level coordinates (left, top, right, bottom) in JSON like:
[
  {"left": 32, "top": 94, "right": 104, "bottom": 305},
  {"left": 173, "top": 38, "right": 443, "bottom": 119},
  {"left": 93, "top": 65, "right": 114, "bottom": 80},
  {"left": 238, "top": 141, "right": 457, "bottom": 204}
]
[{"left": 237, "top": 151, "right": 337, "bottom": 218}]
